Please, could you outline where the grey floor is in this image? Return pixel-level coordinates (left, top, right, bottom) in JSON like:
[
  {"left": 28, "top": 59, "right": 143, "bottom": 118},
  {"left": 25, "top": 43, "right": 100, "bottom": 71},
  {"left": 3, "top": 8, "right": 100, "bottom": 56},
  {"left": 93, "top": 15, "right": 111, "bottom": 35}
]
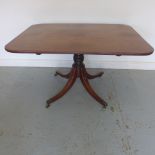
[{"left": 0, "top": 67, "right": 155, "bottom": 155}]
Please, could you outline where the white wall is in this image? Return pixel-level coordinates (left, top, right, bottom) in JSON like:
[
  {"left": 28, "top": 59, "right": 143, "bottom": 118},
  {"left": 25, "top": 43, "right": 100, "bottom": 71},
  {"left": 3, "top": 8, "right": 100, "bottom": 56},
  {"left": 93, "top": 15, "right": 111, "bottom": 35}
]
[{"left": 1, "top": 0, "right": 155, "bottom": 69}]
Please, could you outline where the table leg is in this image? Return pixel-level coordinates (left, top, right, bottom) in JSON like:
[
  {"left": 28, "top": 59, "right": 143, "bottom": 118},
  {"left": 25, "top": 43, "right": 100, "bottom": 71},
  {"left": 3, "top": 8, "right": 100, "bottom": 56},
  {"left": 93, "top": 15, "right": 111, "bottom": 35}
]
[
  {"left": 46, "top": 54, "right": 107, "bottom": 108},
  {"left": 46, "top": 67, "right": 77, "bottom": 108},
  {"left": 55, "top": 70, "right": 72, "bottom": 79},
  {"left": 80, "top": 67, "right": 107, "bottom": 108},
  {"left": 85, "top": 69, "right": 104, "bottom": 80}
]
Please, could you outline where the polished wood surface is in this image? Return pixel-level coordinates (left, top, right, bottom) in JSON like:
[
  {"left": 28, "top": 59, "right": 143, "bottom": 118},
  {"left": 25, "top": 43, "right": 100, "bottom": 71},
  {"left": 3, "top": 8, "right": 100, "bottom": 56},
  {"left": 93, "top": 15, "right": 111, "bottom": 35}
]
[
  {"left": 46, "top": 66, "right": 78, "bottom": 108},
  {"left": 5, "top": 24, "right": 153, "bottom": 55},
  {"left": 5, "top": 24, "right": 154, "bottom": 108},
  {"left": 46, "top": 54, "right": 107, "bottom": 108}
]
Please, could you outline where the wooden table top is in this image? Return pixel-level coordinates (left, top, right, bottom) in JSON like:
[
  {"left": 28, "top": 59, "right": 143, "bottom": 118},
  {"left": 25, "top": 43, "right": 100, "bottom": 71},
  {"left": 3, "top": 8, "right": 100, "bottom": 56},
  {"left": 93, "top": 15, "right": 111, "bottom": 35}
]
[{"left": 5, "top": 24, "right": 154, "bottom": 55}]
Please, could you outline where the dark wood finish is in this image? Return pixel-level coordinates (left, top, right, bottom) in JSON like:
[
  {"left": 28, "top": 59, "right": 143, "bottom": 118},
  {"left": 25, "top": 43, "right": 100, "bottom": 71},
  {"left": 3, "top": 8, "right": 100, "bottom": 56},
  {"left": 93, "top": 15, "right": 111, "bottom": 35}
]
[
  {"left": 46, "top": 54, "right": 107, "bottom": 108},
  {"left": 55, "top": 69, "right": 104, "bottom": 80},
  {"left": 5, "top": 24, "right": 154, "bottom": 108},
  {"left": 46, "top": 66, "right": 77, "bottom": 108},
  {"left": 55, "top": 71, "right": 72, "bottom": 79},
  {"left": 80, "top": 67, "right": 107, "bottom": 108},
  {"left": 5, "top": 24, "right": 153, "bottom": 55},
  {"left": 85, "top": 71, "right": 104, "bottom": 80}
]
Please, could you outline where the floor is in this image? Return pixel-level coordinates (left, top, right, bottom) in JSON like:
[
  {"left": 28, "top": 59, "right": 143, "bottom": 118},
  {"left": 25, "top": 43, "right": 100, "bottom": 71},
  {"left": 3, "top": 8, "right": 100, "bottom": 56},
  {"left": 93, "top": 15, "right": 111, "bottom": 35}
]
[{"left": 0, "top": 67, "right": 155, "bottom": 155}]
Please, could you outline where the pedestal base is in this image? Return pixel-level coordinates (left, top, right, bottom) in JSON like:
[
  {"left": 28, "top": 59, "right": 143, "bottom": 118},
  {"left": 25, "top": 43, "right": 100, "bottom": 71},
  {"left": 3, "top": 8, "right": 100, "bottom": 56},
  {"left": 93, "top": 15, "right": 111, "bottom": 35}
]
[{"left": 46, "top": 54, "right": 107, "bottom": 108}]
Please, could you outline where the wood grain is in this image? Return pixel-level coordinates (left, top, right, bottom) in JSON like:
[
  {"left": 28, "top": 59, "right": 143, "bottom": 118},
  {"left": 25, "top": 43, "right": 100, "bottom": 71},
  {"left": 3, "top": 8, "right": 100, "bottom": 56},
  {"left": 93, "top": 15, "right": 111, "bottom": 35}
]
[{"left": 5, "top": 24, "right": 154, "bottom": 55}]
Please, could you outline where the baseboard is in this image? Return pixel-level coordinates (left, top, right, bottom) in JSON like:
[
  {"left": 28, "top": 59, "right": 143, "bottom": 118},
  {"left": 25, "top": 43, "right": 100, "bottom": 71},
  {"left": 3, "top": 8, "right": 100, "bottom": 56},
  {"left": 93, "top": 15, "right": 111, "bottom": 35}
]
[{"left": 0, "top": 58, "right": 155, "bottom": 70}]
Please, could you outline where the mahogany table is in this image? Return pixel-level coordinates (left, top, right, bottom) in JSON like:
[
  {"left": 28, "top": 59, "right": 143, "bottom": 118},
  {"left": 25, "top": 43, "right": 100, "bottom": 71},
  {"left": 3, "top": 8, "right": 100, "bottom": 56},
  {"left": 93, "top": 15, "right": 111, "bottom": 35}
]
[{"left": 5, "top": 24, "right": 154, "bottom": 108}]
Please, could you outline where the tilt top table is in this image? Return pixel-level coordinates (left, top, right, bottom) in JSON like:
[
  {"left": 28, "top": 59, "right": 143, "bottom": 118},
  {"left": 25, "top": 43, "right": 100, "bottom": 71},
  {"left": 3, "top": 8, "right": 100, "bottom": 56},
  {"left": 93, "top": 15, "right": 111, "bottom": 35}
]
[{"left": 5, "top": 24, "right": 154, "bottom": 108}]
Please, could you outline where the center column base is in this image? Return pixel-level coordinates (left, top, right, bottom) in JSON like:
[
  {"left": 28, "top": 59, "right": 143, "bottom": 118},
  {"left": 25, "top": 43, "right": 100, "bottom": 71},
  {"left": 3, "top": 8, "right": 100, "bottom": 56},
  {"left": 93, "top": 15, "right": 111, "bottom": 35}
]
[{"left": 46, "top": 54, "right": 107, "bottom": 108}]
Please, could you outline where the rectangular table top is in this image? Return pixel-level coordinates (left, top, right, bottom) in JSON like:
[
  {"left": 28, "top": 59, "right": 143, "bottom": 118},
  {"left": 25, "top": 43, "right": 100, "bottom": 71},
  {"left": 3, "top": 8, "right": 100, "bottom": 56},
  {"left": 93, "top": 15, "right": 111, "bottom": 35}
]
[{"left": 5, "top": 24, "right": 154, "bottom": 55}]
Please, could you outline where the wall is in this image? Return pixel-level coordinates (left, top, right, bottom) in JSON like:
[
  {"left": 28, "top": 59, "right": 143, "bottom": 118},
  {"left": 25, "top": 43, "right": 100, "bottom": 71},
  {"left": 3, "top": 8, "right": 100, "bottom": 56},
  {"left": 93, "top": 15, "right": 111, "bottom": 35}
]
[{"left": 1, "top": 0, "right": 155, "bottom": 69}]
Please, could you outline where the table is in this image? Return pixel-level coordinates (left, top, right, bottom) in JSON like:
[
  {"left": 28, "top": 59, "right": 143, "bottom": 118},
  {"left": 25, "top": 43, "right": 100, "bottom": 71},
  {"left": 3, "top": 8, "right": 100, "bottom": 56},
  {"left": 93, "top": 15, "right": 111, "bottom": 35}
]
[{"left": 5, "top": 24, "right": 154, "bottom": 108}]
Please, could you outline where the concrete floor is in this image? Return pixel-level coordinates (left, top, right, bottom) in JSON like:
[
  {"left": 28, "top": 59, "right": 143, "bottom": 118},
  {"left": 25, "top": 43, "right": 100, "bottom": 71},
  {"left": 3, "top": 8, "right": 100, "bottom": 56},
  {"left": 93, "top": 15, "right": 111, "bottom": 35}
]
[{"left": 0, "top": 67, "right": 155, "bottom": 155}]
